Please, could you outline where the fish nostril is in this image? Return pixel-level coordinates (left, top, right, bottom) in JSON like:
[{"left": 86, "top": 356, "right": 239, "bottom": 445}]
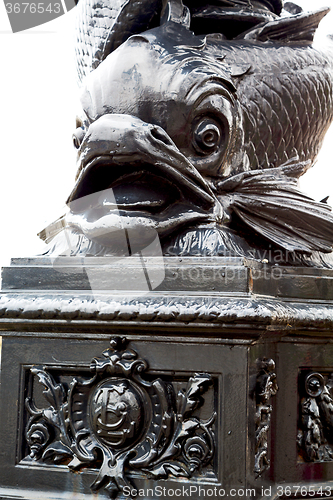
[
  {"left": 150, "top": 127, "right": 173, "bottom": 146},
  {"left": 73, "top": 127, "right": 86, "bottom": 150},
  {"left": 73, "top": 135, "right": 80, "bottom": 149}
]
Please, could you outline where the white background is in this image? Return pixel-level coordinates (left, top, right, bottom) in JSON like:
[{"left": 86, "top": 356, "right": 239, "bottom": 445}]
[{"left": 0, "top": 0, "right": 332, "bottom": 266}]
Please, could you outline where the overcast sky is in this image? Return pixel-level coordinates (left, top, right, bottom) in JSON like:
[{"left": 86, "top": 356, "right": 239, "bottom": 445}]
[{"left": 0, "top": 0, "right": 332, "bottom": 266}]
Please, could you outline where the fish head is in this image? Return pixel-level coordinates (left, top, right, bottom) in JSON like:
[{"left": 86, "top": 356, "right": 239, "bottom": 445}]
[
  {"left": 76, "top": 23, "right": 245, "bottom": 178},
  {"left": 67, "top": 23, "right": 246, "bottom": 249}
]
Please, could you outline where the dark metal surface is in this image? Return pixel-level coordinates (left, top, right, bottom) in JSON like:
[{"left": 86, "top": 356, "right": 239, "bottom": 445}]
[
  {"left": 2, "top": 314, "right": 333, "bottom": 499},
  {"left": 1, "top": 255, "right": 333, "bottom": 498},
  {"left": 4, "top": 256, "right": 333, "bottom": 301}
]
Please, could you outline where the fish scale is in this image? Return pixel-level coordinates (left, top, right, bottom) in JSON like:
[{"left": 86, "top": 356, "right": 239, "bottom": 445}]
[
  {"left": 208, "top": 40, "right": 333, "bottom": 170},
  {"left": 75, "top": 0, "right": 164, "bottom": 84}
]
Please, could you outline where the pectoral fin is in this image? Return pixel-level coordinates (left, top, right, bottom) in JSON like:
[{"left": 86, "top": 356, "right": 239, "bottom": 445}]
[{"left": 217, "top": 160, "right": 333, "bottom": 254}]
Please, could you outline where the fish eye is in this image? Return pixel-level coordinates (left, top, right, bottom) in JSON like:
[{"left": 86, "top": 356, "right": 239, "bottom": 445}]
[
  {"left": 192, "top": 118, "right": 222, "bottom": 154},
  {"left": 72, "top": 127, "right": 86, "bottom": 149}
]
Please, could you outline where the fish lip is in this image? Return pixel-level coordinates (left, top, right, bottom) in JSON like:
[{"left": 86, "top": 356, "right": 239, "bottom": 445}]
[
  {"left": 67, "top": 154, "right": 179, "bottom": 213},
  {"left": 74, "top": 153, "right": 139, "bottom": 184},
  {"left": 67, "top": 152, "right": 217, "bottom": 212}
]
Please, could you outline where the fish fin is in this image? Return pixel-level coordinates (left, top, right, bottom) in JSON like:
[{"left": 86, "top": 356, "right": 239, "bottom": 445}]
[
  {"left": 240, "top": 7, "right": 330, "bottom": 42},
  {"left": 217, "top": 157, "right": 309, "bottom": 191},
  {"left": 217, "top": 160, "right": 333, "bottom": 254},
  {"left": 230, "top": 63, "right": 251, "bottom": 77},
  {"left": 38, "top": 215, "right": 67, "bottom": 244}
]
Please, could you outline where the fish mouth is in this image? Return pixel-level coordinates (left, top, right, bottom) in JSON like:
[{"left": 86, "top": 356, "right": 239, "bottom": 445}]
[
  {"left": 65, "top": 115, "right": 223, "bottom": 249},
  {"left": 68, "top": 156, "right": 179, "bottom": 214},
  {"left": 67, "top": 155, "right": 212, "bottom": 216}
]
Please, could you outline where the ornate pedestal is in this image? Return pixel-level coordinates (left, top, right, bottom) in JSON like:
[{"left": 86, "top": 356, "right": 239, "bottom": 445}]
[{"left": 1, "top": 257, "right": 333, "bottom": 499}]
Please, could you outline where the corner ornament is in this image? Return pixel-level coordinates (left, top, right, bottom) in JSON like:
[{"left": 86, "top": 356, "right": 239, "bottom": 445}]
[
  {"left": 298, "top": 372, "right": 333, "bottom": 462},
  {"left": 254, "top": 358, "right": 278, "bottom": 477},
  {"left": 25, "top": 337, "right": 216, "bottom": 497}
]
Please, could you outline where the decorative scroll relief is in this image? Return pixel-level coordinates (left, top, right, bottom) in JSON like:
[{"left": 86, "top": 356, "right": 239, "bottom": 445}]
[
  {"left": 254, "top": 358, "right": 278, "bottom": 477},
  {"left": 298, "top": 371, "right": 333, "bottom": 462},
  {"left": 22, "top": 337, "right": 216, "bottom": 498}
]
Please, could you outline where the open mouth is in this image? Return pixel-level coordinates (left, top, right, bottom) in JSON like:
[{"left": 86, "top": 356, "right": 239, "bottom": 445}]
[
  {"left": 67, "top": 151, "right": 218, "bottom": 219},
  {"left": 67, "top": 156, "right": 181, "bottom": 215}
]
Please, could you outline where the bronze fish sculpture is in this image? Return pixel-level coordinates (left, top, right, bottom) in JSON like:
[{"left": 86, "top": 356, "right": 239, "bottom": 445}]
[{"left": 41, "top": 0, "right": 333, "bottom": 265}]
